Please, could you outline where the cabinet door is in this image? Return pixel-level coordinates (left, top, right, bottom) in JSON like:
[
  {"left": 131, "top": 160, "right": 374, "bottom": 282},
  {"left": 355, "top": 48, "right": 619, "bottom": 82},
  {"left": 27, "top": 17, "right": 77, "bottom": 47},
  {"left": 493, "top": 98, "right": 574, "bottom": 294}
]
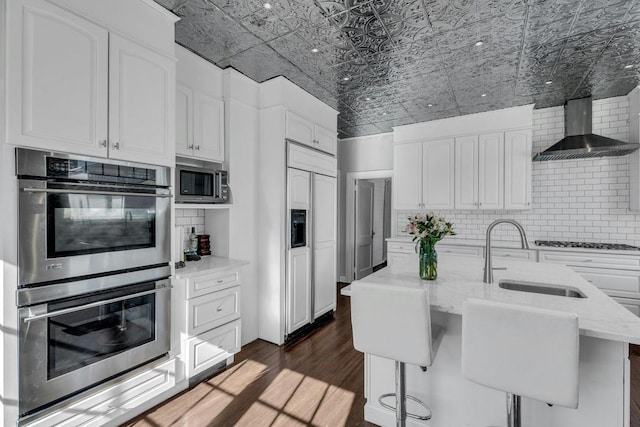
[
  {"left": 423, "top": 138, "right": 455, "bottom": 209},
  {"left": 288, "top": 168, "right": 311, "bottom": 210},
  {"left": 194, "top": 92, "right": 225, "bottom": 162},
  {"left": 314, "top": 124, "right": 337, "bottom": 155},
  {"left": 393, "top": 142, "right": 423, "bottom": 210},
  {"left": 313, "top": 174, "right": 337, "bottom": 318},
  {"left": 286, "top": 111, "right": 314, "bottom": 146},
  {"left": 108, "top": 34, "right": 175, "bottom": 166},
  {"left": 478, "top": 132, "right": 504, "bottom": 210},
  {"left": 287, "top": 247, "right": 312, "bottom": 334},
  {"left": 612, "top": 297, "right": 640, "bottom": 317},
  {"left": 504, "top": 129, "right": 532, "bottom": 209},
  {"left": 176, "top": 83, "right": 193, "bottom": 157},
  {"left": 455, "top": 136, "right": 478, "bottom": 209},
  {"left": 7, "top": 0, "right": 108, "bottom": 156}
]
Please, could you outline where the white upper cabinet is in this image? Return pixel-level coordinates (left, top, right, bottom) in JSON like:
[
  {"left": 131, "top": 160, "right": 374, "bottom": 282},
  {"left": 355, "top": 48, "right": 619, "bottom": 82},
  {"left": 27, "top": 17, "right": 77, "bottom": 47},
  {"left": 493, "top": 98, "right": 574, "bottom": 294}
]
[
  {"left": 393, "top": 142, "right": 423, "bottom": 210},
  {"left": 7, "top": 0, "right": 109, "bottom": 156},
  {"left": 175, "top": 46, "right": 225, "bottom": 163},
  {"left": 455, "top": 133, "right": 504, "bottom": 210},
  {"left": 504, "top": 129, "right": 532, "bottom": 209},
  {"left": 108, "top": 34, "right": 174, "bottom": 166},
  {"left": 423, "top": 138, "right": 454, "bottom": 209},
  {"left": 175, "top": 84, "right": 193, "bottom": 157},
  {"left": 7, "top": 0, "right": 176, "bottom": 166},
  {"left": 478, "top": 132, "right": 504, "bottom": 210},
  {"left": 286, "top": 111, "right": 336, "bottom": 155},
  {"left": 455, "top": 135, "right": 479, "bottom": 209},
  {"left": 394, "top": 139, "right": 454, "bottom": 210}
]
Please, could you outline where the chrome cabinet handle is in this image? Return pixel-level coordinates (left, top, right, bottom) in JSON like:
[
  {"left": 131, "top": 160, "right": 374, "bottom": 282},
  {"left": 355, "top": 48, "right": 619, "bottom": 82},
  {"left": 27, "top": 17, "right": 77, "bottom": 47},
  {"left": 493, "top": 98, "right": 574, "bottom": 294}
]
[
  {"left": 23, "top": 285, "right": 172, "bottom": 322},
  {"left": 188, "top": 144, "right": 194, "bottom": 150},
  {"left": 216, "top": 307, "right": 223, "bottom": 312},
  {"left": 195, "top": 145, "right": 200, "bottom": 150},
  {"left": 99, "top": 140, "right": 107, "bottom": 148},
  {"left": 217, "top": 279, "right": 223, "bottom": 283},
  {"left": 112, "top": 142, "right": 120, "bottom": 150}
]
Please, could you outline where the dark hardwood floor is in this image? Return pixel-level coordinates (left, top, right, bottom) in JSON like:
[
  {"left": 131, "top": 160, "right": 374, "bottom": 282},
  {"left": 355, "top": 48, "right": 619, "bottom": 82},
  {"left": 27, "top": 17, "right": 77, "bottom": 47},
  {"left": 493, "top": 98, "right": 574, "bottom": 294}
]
[
  {"left": 125, "top": 288, "right": 640, "bottom": 427},
  {"left": 125, "top": 286, "right": 373, "bottom": 427}
]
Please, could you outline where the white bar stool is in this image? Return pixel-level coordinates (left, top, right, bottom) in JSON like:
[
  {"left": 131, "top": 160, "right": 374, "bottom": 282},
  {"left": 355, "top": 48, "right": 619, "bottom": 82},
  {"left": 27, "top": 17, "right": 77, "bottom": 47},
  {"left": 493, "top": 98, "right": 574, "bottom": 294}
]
[
  {"left": 462, "top": 299, "right": 579, "bottom": 427},
  {"left": 351, "top": 282, "right": 442, "bottom": 427}
]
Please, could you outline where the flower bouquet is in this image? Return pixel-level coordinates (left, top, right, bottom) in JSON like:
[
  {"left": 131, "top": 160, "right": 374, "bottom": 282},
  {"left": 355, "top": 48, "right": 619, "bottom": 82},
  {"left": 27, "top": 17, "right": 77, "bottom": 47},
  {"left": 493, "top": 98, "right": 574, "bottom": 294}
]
[{"left": 405, "top": 212, "right": 456, "bottom": 280}]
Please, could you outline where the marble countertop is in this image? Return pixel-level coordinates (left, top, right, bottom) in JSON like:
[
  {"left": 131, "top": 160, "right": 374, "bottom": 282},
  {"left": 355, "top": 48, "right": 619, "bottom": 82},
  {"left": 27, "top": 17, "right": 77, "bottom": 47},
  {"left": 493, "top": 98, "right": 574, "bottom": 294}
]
[
  {"left": 343, "top": 255, "right": 640, "bottom": 345},
  {"left": 174, "top": 256, "right": 249, "bottom": 279},
  {"left": 387, "top": 236, "right": 640, "bottom": 256}
]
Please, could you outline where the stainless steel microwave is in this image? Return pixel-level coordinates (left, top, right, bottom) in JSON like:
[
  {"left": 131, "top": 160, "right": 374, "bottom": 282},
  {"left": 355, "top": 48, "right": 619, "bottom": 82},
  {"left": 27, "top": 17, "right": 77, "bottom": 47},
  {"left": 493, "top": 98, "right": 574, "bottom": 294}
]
[{"left": 176, "top": 164, "right": 229, "bottom": 204}]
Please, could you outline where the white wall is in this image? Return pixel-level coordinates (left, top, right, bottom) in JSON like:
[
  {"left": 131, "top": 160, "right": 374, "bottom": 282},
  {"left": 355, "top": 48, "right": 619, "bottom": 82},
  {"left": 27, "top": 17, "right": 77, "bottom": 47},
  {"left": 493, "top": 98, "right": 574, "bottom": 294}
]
[
  {"left": 337, "top": 133, "right": 393, "bottom": 280},
  {"left": 395, "top": 96, "right": 640, "bottom": 246}
]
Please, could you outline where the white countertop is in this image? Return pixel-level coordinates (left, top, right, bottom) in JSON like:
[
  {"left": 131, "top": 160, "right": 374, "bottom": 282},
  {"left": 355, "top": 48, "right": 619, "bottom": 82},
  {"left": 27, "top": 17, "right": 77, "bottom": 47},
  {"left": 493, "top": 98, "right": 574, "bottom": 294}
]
[
  {"left": 387, "top": 236, "right": 640, "bottom": 256},
  {"left": 344, "top": 255, "right": 640, "bottom": 345},
  {"left": 174, "top": 256, "right": 249, "bottom": 279}
]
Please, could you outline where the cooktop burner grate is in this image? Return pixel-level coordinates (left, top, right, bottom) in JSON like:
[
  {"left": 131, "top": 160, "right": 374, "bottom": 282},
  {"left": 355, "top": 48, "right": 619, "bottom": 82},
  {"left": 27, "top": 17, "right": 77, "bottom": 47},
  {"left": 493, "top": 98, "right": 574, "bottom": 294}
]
[{"left": 535, "top": 240, "right": 640, "bottom": 250}]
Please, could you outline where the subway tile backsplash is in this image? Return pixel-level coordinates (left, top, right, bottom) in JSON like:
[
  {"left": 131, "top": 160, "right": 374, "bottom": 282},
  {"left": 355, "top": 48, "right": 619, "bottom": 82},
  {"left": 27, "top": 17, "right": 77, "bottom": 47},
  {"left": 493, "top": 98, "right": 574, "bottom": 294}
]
[
  {"left": 395, "top": 96, "right": 640, "bottom": 246},
  {"left": 175, "top": 208, "right": 205, "bottom": 250}
]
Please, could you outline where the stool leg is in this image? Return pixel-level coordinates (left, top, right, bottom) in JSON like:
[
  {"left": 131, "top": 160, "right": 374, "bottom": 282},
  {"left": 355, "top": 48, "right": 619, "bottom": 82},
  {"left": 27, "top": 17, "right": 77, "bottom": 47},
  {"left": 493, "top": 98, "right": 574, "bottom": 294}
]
[
  {"left": 506, "top": 393, "right": 521, "bottom": 427},
  {"left": 395, "top": 361, "right": 406, "bottom": 427}
]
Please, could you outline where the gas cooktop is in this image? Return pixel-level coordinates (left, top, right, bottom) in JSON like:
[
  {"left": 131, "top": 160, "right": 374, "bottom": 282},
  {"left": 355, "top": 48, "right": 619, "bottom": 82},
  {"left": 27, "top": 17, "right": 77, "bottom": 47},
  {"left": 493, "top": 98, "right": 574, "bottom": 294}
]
[{"left": 535, "top": 240, "right": 640, "bottom": 251}]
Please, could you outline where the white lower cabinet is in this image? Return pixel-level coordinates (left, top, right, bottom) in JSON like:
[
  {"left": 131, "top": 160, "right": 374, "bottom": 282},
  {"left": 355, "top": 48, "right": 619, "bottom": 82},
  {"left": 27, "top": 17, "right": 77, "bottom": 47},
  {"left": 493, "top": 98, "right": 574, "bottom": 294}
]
[
  {"left": 24, "top": 359, "right": 178, "bottom": 427},
  {"left": 178, "top": 266, "right": 243, "bottom": 379}
]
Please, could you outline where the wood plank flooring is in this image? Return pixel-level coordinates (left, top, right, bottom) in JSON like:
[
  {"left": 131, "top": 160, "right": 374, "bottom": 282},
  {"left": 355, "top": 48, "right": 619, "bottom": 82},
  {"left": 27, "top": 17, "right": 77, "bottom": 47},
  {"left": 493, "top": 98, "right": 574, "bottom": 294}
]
[
  {"left": 126, "top": 288, "right": 640, "bottom": 427},
  {"left": 125, "top": 289, "right": 372, "bottom": 427}
]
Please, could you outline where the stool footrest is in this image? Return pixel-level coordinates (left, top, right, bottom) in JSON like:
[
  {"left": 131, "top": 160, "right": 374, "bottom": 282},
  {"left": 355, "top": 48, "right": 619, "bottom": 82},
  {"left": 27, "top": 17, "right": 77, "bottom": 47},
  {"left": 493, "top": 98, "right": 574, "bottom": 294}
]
[{"left": 378, "top": 393, "right": 432, "bottom": 421}]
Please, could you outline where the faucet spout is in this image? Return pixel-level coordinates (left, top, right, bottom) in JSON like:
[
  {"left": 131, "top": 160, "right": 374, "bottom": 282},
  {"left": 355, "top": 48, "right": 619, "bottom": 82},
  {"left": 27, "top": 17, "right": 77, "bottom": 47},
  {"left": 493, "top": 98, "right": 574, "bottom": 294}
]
[{"left": 483, "top": 220, "right": 529, "bottom": 284}]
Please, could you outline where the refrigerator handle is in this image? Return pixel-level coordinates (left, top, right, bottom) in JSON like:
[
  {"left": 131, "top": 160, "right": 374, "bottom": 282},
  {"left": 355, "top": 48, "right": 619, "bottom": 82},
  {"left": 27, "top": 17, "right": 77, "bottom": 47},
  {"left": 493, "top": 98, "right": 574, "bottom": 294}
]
[{"left": 309, "top": 173, "right": 315, "bottom": 322}]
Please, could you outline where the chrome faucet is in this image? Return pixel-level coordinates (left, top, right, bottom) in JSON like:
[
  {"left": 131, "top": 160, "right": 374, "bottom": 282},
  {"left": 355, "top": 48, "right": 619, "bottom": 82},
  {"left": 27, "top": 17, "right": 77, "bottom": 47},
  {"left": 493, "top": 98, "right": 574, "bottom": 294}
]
[{"left": 483, "top": 220, "right": 529, "bottom": 283}]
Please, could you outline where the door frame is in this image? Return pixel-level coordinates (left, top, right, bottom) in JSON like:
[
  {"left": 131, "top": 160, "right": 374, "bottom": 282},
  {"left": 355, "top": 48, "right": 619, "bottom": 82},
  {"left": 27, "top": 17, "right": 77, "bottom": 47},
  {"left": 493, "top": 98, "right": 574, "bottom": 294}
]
[{"left": 345, "top": 170, "right": 392, "bottom": 283}]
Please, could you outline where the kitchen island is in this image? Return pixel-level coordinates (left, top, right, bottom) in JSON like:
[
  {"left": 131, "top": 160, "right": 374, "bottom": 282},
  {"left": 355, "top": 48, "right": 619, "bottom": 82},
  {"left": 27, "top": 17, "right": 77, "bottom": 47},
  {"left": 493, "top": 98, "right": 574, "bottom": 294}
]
[{"left": 344, "top": 254, "right": 640, "bottom": 427}]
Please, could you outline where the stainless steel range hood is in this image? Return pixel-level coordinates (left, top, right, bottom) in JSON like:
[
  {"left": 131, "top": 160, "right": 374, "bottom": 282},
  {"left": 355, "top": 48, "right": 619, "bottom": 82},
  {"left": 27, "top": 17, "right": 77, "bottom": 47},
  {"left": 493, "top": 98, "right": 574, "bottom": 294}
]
[{"left": 532, "top": 97, "right": 640, "bottom": 161}]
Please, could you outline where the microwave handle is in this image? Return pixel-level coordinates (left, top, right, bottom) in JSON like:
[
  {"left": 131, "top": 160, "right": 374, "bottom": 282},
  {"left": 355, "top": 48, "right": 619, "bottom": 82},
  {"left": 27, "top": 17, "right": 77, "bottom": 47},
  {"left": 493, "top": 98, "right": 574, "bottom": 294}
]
[
  {"left": 216, "top": 172, "right": 223, "bottom": 199},
  {"left": 23, "top": 187, "right": 173, "bottom": 198},
  {"left": 23, "top": 285, "right": 172, "bottom": 323}
]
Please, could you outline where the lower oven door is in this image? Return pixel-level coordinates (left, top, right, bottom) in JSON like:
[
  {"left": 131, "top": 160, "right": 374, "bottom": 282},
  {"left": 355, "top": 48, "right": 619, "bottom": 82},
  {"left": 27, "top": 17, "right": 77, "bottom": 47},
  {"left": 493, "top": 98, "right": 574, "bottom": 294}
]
[{"left": 18, "top": 279, "right": 171, "bottom": 416}]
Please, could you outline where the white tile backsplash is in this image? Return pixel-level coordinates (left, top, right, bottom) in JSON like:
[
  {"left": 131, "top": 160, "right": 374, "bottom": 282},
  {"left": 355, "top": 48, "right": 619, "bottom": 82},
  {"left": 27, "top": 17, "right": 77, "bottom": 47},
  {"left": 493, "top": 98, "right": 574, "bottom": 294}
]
[
  {"left": 175, "top": 208, "right": 205, "bottom": 250},
  {"left": 395, "top": 96, "right": 640, "bottom": 246}
]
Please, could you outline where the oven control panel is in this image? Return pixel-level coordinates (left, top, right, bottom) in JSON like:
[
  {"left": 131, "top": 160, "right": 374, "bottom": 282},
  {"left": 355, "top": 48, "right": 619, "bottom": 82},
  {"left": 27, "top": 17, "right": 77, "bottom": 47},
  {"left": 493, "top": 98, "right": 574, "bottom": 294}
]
[{"left": 46, "top": 157, "right": 156, "bottom": 184}]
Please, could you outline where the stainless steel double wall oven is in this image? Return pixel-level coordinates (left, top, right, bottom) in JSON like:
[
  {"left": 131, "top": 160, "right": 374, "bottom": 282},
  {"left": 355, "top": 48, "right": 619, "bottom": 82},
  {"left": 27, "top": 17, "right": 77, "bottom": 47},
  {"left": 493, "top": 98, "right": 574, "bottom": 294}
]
[{"left": 16, "top": 148, "right": 172, "bottom": 417}]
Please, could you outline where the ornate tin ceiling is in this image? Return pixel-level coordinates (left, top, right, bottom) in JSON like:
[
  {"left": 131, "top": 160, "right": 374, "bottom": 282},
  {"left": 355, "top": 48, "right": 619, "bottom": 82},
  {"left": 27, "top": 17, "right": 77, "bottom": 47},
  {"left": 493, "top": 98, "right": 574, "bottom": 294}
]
[{"left": 154, "top": 0, "right": 640, "bottom": 139}]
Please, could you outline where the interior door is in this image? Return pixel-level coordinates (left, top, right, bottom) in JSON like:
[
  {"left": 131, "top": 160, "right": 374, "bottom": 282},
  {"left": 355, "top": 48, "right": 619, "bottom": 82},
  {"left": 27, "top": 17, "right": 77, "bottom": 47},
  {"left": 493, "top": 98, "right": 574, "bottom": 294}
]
[
  {"left": 355, "top": 180, "right": 374, "bottom": 280},
  {"left": 313, "top": 174, "right": 337, "bottom": 318}
]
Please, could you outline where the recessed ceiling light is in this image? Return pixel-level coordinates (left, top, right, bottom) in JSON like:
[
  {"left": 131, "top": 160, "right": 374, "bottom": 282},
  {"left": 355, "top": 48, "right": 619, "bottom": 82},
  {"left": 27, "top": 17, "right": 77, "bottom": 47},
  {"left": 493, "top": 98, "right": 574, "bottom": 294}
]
[
  {"left": 311, "top": 48, "right": 319, "bottom": 53},
  {"left": 625, "top": 64, "right": 634, "bottom": 69},
  {"left": 427, "top": 103, "right": 433, "bottom": 107},
  {"left": 545, "top": 80, "right": 553, "bottom": 85},
  {"left": 481, "top": 93, "right": 487, "bottom": 97},
  {"left": 365, "top": 97, "right": 371, "bottom": 101},
  {"left": 475, "top": 40, "right": 484, "bottom": 47},
  {"left": 263, "top": 2, "right": 272, "bottom": 9},
  {"left": 343, "top": 77, "right": 350, "bottom": 81},
  {"left": 382, "top": 112, "right": 387, "bottom": 116}
]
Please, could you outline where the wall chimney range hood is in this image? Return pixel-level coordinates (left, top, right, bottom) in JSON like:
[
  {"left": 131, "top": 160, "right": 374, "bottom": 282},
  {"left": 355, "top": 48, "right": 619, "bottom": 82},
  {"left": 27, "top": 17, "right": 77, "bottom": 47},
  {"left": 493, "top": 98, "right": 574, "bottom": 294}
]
[{"left": 532, "top": 97, "right": 640, "bottom": 161}]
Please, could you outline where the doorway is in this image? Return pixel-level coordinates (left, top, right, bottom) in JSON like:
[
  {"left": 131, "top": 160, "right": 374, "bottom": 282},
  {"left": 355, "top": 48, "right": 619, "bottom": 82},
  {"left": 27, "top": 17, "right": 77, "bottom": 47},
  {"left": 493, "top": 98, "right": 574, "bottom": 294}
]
[{"left": 346, "top": 171, "right": 392, "bottom": 282}]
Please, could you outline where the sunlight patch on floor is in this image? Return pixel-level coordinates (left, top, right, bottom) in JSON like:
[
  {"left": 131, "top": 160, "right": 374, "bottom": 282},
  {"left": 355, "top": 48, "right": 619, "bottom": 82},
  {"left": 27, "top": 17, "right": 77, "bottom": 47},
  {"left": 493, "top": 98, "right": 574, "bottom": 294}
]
[{"left": 210, "top": 359, "right": 269, "bottom": 395}]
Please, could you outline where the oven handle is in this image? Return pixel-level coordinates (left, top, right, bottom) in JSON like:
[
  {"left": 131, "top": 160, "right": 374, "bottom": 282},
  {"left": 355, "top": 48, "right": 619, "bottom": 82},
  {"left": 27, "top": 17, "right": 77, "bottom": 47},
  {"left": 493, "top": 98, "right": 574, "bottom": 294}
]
[
  {"left": 23, "top": 286, "right": 173, "bottom": 323},
  {"left": 22, "top": 187, "right": 173, "bottom": 198}
]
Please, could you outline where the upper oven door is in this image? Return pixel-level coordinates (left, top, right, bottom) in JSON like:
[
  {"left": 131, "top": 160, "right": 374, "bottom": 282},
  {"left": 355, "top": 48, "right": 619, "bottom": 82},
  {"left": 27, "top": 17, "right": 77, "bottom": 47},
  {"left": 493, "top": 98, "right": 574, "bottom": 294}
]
[{"left": 18, "top": 180, "right": 171, "bottom": 286}]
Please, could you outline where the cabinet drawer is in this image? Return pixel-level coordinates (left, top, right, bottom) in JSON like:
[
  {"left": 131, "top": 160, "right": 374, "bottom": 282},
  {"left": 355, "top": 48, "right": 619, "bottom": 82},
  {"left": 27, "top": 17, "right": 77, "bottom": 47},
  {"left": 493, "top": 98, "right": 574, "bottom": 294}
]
[
  {"left": 188, "top": 286, "right": 241, "bottom": 335},
  {"left": 187, "top": 319, "right": 241, "bottom": 377},
  {"left": 572, "top": 267, "right": 640, "bottom": 299},
  {"left": 612, "top": 297, "right": 640, "bottom": 317},
  {"left": 491, "top": 248, "right": 536, "bottom": 261},
  {"left": 388, "top": 252, "right": 415, "bottom": 266},
  {"left": 438, "top": 244, "right": 483, "bottom": 258},
  {"left": 187, "top": 270, "right": 240, "bottom": 299},
  {"left": 538, "top": 250, "right": 640, "bottom": 270},
  {"left": 387, "top": 241, "right": 415, "bottom": 254}
]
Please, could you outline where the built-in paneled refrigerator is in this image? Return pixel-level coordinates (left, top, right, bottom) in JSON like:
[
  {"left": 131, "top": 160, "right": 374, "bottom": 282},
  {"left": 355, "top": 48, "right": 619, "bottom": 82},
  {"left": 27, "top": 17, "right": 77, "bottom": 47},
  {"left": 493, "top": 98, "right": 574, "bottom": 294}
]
[{"left": 286, "top": 144, "right": 337, "bottom": 338}]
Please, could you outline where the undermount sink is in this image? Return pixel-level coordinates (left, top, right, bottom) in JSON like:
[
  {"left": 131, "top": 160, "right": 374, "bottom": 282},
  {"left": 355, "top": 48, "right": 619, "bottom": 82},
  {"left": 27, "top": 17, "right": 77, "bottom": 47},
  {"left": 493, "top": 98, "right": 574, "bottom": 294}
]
[{"left": 498, "top": 280, "right": 587, "bottom": 298}]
